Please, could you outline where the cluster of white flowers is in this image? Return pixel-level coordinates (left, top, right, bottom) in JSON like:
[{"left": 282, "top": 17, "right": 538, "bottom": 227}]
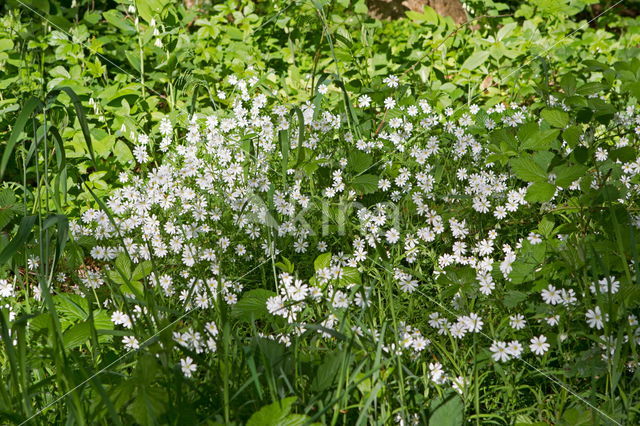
[{"left": 60, "top": 74, "right": 640, "bottom": 385}]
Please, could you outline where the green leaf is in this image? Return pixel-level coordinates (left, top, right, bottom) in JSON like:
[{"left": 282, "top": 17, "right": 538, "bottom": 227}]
[
  {"left": 0, "top": 215, "right": 37, "bottom": 267},
  {"left": 521, "top": 128, "right": 560, "bottom": 151},
  {"left": 502, "top": 290, "right": 528, "bottom": 308},
  {"left": 429, "top": 393, "right": 463, "bottom": 426},
  {"left": 563, "top": 125, "right": 582, "bottom": 148},
  {"left": 314, "top": 253, "right": 332, "bottom": 272},
  {"left": 247, "top": 397, "right": 297, "bottom": 426},
  {"left": 510, "top": 156, "right": 547, "bottom": 182},
  {"left": 525, "top": 182, "right": 556, "bottom": 203},
  {"left": 232, "top": 289, "right": 276, "bottom": 322},
  {"left": 348, "top": 151, "right": 373, "bottom": 174},
  {"left": 132, "top": 260, "right": 153, "bottom": 281},
  {"left": 553, "top": 164, "right": 588, "bottom": 188},
  {"left": 339, "top": 267, "right": 361, "bottom": 286},
  {"left": 103, "top": 9, "right": 135, "bottom": 34},
  {"left": 541, "top": 109, "right": 569, "bottom": 128},
  {"left": 63, "top": 321, "right": 91, "bottom": 349},
  {"left": 128, "top": 386, "right": 167, "bottom": 425},
  {"left": 1, "top": 97, "right": 44, "bottom": 181},
  {"left": 461, "top": 51, "right": 490, "bottom": 71},
  {"left": 114, "top": 140, "right": 134, "bottom": 164},
  {"left": 352, "top": 174, "right": 379, "bottom": 194}
]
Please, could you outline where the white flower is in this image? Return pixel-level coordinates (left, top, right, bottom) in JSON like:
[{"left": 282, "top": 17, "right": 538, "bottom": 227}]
[
  {"left": 527, "top": 232, "right": 542, "bottom": 245},
  {"left": 529, "top": 335, "right": 550, "bottom": 355},
  {"left": 509, "top": 314, "right": 526, "bottom": 330},
  {"left": 0, "top": 279, "right": 15, "bottom": 298},
  {"left": 590, "top": 276, "right": 620, "bottom": 295},
  {"left": 385, "top": 228, "right": 400, "bottom": 244},
  {"left": 384, "top": 97, "right": 396, "bottom": 110},
  {"left": 122, "top": 336, "right": 140, "bottom": 350},
  {"left": 586, "top": 306, "right": 605, "bottom": 330},
  {"left": 180, "top": 356, "right": 197, "bottom": 378},
  {"left": 506, "top": 340, "right": 523, "bottom": 358},
  {"left": 490, "top": 341, "right": 510, "bottom": 362},
  {"left": 358, "top": 95, "right": 371, "bottom": 108},
  {"left": 541, "top": 285, "right": 562, "bottom": 305},
  {"left": 383, "top": 74, "right": 399, "bottom": 88}
]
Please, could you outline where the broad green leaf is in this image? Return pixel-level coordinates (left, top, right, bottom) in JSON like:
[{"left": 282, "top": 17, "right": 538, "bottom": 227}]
[
  {"left": 348, "top": 151, "right": 373, "bottom": 174},
  {"left": 525, "top": 182, "right": 556, "bottom": 203},
  {"left": 541, "top": 109, "right": 569, "bottom": 128},
  {"left": 509, "top": 156, "right": 546, "bottom": 182},
  {"left": 132, "top": 260, "right": 153, "bottom": 281},
  {"left": 232, "top": 289, "right": 276, "bottom": 322},
  {"left": 103, "top": 9, "right": 135, "bottom": 34},
  {"left": 553, "top": 164, "right": 588, "bottom": 188},
  {"left": 314, "top": 252, "right": 332, "bottom": 272},
  {"left": 352, "top": 174, "right": 379, "bottom": 194},
  {"left": 247, "top": 397, "right": 297, "bottom": 426},
  {"left": 429, "top": 393, "right": 463, "bottom": 426},
  {"left": 63, "top": 321, "right": 91, "bottom": 349},
  {"left": 562, "top": 125, "right": 582, "bottom": 148},
  {"left": 461, "top": 51, "right": 490, "bottom": 71},
  {"left": 339, "top": 267, "right": 361, "bottom": 286},
  {"left": 128, "top": 386, "right": 167, "bottom": 425}
]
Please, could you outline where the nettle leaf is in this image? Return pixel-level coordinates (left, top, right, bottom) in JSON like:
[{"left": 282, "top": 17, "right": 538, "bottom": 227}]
[
  {"left": 502, "top": 290, "right": 528, "bottom": 308},
  {"left": 348, "top": 151, "right": 373, "bottom": 174},
  {"left": 562, "top": 125, "right": 582, "bottom": 148},
  {"left": 63, "top": 321, "right": 91, "bottom": 349},
  {"left": 103, "top": 10, "right": 135, "bottom": 34},
  {"left": 509, "top": 241, "right": 546, "bottom": 284},
  {"left": 314, "top": 252, "right": 332, "bottom": 272},
  {"left": 128, "top": 386, "right": 167, "bottom": 426},
  {"left": 553, "top": 163, "right": 588, "bottom": 188},
  {"left": 339, "top": 267, "right": 361, "bottom": 286},
  {"left": 351, "top": 174, "right": 379, "bottom": 194},
  {"left": 538, "top": 216, "right": 556, "bottom": 238},
  {"left": 233, "top": 289, "right": 276, "bottom": 322},
  {"left": 510, "top": 156, "right": 547, "bottom": 182},
  {"left": 429, "top": 392, "right": 463, "bottom": 426},
  {"left": 521, "top": 128, "right": 560, "bottom": 151},
  {"left": 247, "top": 397, "right": 297, "bottom": 426},
  {"left": 525, "top": 182, "right": 556, "bottom": 203},
  {"left": 135, "top": 0, "right": 170, "bottom": 23},
  {"left": 132, "top": 260, "right": 153, "bottom": 281},
  {"left": 610, "top": 147, "right": 636, "bottom": 162},
  {"left": 541, "top": 108, "right": 569, "bottom": 128},
  {"left": 461, "top": 50, "right": 490, "bottom": 71}
]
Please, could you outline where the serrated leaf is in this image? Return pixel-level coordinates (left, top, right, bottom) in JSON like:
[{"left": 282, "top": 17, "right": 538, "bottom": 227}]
[
  {"left": 339, "top": 267, "right": 361, "bottom": 286},
  {"left": 63, "top": 321, "right": 91, "bottom": 349},
  {"left": 314, "top": 253, "right": 332, "bottom": 272},
  {"left": 348, "top": 151, "right": 373, "bottom": 174},
  {"left": 233, "top": 289, "right": 276, "bottom": 322},
  {"left": 247, "top": 397, "right": 297, "bottom": 426},
  {"left": 128, "top": 386, "right": 167, "bottom": 425},
  {"left": 461, "top": 51, "right": 490, "bottom": 71},
  {"left": 553, "top": 164, "right": 588, "bottom": 188},
  {"left": 563, "top": 125, "right": 582, "bottom": 148},
  {"left": 352, "top": 174, "right": 378, "bottom": 194},
  {"left": 526, "top": 182, "right": 556, "bottom": 203},
  {"left": 132, "top": 260, "right": 152, "bottom": 281},
  {"left": 510, "top": 156, "right": 547, "bottom": 182},
  {"left": 429, "top": 393, "right": 464, "bottom": 426},
  {"left": 541, "top": 109, "right": 569, "bottom": 128}
]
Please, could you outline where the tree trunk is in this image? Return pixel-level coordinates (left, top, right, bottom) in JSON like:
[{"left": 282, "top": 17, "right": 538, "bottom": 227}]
[{"left": 367, "top": 0, "right": 468, "bottom": 24}]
